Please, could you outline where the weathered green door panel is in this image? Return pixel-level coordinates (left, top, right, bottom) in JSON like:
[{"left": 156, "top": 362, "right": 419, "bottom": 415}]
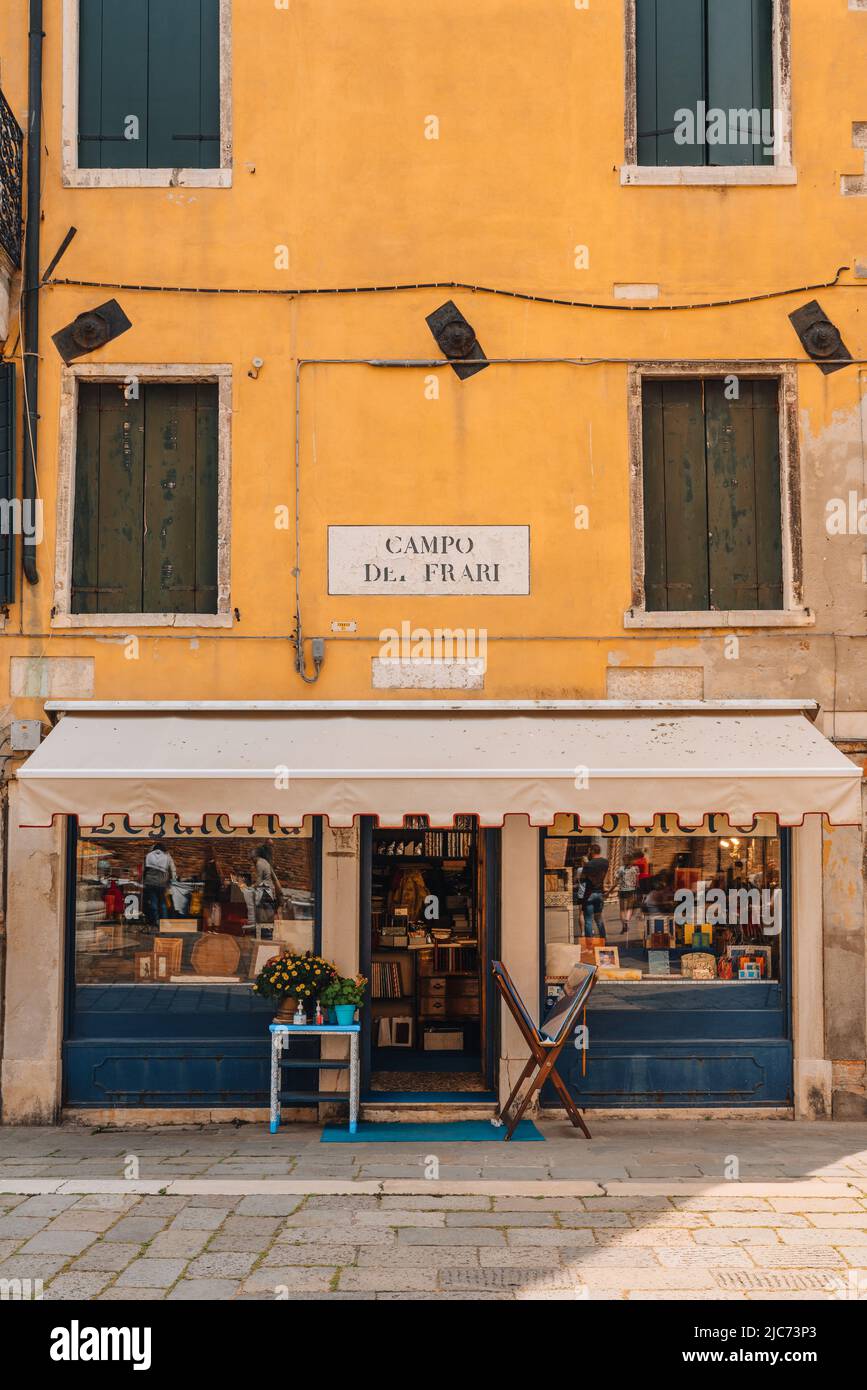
[
  {"left": 707, "top": 0, "right": 774, "bottom": 166},
  {"left": 71, "top": 385, "right": 102, "bottom": 615},
  {"left": 706, "top": 379, "right": 760, "bottom": 610},
  {"left": 73, "top": 385, "right": 145, "bottom": 614},
  {"left": 706, "top": 379, "right": 782, "bottom": 611},
  {"left": 750, "top": 381, "right": 785, "bottom": 610},
  {"left": 79, "top": 0, "right": 150, "bottom": 169},
  {"left": 147, "top": 0, "right": 220, "bottom": 170},
  {"left": 0, "top": 363, "right": 15, "bottom": 606},
  {"left": 74, "top": 383, "right": 218, "bottom": 617},
  {"left": 662, "top": 380, "right": 709, "bottom": 610},
  {"left": 641, "top": 380, "right": 670, "bottom": 611},
  {"left": 643, "top": 376, "right": 782, "bottom": 615},
  {"left": 636, "top": 0, "right": 706, "bottom": 166},
  {"left": 195, "top": 386, "right": 220, "bottom": 614},
  {"left": 643, "top": 379, "right": 709, "bottom": 611},
  {"left": 143, "top": 386, "right": 197, "bottom": 613},
  {"left": 97, "top": 387, "right": 145, "bottom": 612}
]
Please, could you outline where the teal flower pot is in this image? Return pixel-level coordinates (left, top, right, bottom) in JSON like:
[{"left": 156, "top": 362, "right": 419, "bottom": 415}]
[{"left": 334, "top": 1004, "right": 356, "bottom": 1025}]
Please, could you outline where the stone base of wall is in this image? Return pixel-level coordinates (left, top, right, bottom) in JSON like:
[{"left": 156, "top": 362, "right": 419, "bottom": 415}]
[{"left": 832, "top": 1061, "right": 867, "bottom": 1120}]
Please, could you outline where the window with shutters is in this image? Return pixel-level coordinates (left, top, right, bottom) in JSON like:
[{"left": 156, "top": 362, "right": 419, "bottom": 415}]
[
  {"left": 63, "top": 0, "right": 231, "bottom": 187},
  {"left": 623, "top": 0, "right": 794, "bottom": 185},
  {"left": 54, "top": 366, "right": 232, "bottom": 628},
  {"left": 72, "top": 382, "right": 218, "bottom": 615},
  {"left": 626, "top": 367, "right": 809, "bottom": 627}
]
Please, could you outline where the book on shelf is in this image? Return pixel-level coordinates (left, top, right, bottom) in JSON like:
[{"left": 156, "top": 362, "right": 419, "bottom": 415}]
[
  {"left": 371, "top": 959, "right": 405, "bottom": 1000},
  {"left": 433, "top": 944, "right": 478, "bottom": 973},
  {"left": 420, "top": 830, "right": 473, "bottom": 858}
]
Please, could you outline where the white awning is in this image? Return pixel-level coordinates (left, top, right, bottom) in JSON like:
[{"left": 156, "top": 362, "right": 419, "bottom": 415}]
[{"left": 16, "top": 705, "right": 863, "bottom": 828}]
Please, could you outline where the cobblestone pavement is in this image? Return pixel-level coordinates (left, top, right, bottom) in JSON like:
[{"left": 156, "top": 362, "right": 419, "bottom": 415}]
[{"left": 1, "top": 1120, "right": 866, "bottom": 1300}]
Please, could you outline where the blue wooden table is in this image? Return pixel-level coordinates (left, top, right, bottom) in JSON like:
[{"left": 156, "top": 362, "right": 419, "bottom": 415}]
[{"left": 268, "top": 1023, "right": 361, "bottom": 1133}]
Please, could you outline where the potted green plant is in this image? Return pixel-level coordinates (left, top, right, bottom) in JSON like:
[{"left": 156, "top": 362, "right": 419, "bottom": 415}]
[
  {"left": 252, "top": 952, "right": 337, "bottom": 1023},
  {"left": 321, "top": 974, "right": 367, "bottom": 1026}
]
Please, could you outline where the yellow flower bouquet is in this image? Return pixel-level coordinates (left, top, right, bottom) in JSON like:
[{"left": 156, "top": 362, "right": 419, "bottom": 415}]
[{"left": 252, "top": 951, "right": 337, "bottom": 1002}]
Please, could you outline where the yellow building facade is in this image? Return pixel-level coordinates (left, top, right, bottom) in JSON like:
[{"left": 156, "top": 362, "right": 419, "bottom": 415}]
[{"left": 0, "top": 1, "right": 865, "bottom": 1125}]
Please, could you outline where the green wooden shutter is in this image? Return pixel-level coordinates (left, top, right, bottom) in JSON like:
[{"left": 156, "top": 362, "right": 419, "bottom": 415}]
[
  {"left": 78, "top": 0, "right": 219, "bottom": 169},
  {"left": 643, "top": 377, "right": 783, "bottom": 614},
  {"left": 707, "top": 0, "right": 774, "bottom": 166},
  {"left": 73, "top": 384, "right": 146, "bottom": 613},
  {"left": 74, "top": 383, "right": 218, "bottom": 615},
  {"left": 142, "top": 384, "right": 218, "bottom": 614},
  {"left": 0, "top": 363, "right": 16, "bottom": 605},
  {"left": 148, "top": 0, "right": 221, "bottom": 169},
  {"left": 636, "top": 0, "right": 707, "bottom": 167},
  {"left": 705, "top": 379, "right": 782, "bottom": 610},
  {"left": 194, "top": 385, "right": 219, "bottom": 613},
  {"left": 642, "top": 379, "right": 710, "bottom": 610},
  {"left": 636, "top": 0, "right": 773, "bottom": 167},
  {"left": 79, "top": 0, "right": 149, "bottom": 169}
]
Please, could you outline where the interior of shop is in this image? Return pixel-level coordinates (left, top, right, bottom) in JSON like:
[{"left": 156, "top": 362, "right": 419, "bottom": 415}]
[
  {"left": 74, "top": 826, "right": 317, "bottom": 989},
  {"left": 368, "top": 816, "right": 489, "bottom": 1095},
  {"left": 543, "top": 816, "right": 783, "bottom": 1008}
]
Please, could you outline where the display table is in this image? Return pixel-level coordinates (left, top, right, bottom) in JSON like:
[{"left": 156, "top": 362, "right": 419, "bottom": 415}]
[{"left": 268, "top": 1023, "right": 361, "bottom": 1134}]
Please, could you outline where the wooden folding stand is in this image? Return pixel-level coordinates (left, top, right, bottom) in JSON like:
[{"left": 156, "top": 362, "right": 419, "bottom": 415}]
[{"left": 492, "top": 960, "right": 597, "bottom": 1142}]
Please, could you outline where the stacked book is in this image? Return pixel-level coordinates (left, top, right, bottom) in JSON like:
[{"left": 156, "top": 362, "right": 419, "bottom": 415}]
[{"left": 371, "top": 960, "right": 404, "bottom": 999}]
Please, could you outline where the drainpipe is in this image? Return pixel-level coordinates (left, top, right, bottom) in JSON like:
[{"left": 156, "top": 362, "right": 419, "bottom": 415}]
[{"left": 22, "top": 0, "right": 43, "bottom": 587}]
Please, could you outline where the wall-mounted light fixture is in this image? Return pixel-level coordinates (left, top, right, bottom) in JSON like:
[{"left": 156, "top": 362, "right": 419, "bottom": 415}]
[{"left": 425, "top": 300, "right": 489, "bottom": 380}]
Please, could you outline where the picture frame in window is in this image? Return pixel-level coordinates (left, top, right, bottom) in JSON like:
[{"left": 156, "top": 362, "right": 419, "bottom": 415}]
[
  {"left": 134, "top": 951, "right": 155, "bottom": 982},
  {"left": 594, "top": 946, "right": 620, "bottom": 970},
  {"left": 153, "top": 937, "right": 183, "bottom": 981},
  {"left": 726, "top": 945, "right": 773, "bottom": 978}
]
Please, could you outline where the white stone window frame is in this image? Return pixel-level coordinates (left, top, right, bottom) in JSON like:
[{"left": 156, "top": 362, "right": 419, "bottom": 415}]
[
  {"left": 61, "top": 0, "right": 233, "bottom": 189},
  {"left": 53, "top": 363, "right": 233, "bottom": 629},
  {"left": 621, "top": 0, "right": 795, "bottom": 187},
  {"left": 625, "top": 362, "right": 812, "bottom": 630}
]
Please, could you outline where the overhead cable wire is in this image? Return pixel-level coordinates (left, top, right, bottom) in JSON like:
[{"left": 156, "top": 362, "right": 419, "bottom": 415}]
[{"left": 43, "top": 265, "right": 860, "bottom": 312}]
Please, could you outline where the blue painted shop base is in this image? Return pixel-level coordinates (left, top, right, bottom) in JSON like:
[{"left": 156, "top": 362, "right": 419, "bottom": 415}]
[
  {"left": 546, "top": 1040, "right": 793, "bottom": 1109},
  {"left": 63, "top": 1038, "right": 311, "bottom": 1109}
]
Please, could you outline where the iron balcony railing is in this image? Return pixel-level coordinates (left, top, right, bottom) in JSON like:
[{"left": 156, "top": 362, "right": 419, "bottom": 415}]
[{"left": 0, "top": 86, "right": 23, "bottom": 269}]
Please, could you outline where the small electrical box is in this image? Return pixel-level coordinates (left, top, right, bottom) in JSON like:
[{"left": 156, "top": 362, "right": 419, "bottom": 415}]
[{"left": 10, "top": 719, "right": 42, "bottom": 752}]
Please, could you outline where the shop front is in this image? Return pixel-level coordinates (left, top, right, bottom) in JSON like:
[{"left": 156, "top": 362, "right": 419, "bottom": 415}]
[
  {"left": 542, "top": 817, "right": 792, "bottom": 1109},
  {"left": 5, "top": 700, "right": 861, "bottom": 1123},
  {"left": 64, "top": 818, "right": 321, "bottom": 1109}
]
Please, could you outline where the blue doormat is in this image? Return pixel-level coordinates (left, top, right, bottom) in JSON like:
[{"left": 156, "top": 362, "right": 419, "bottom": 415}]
[{"left": 321, "top": 1120, "right": 543, "bottom": 1143}]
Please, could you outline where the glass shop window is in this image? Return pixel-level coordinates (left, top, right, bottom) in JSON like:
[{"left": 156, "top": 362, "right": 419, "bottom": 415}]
[
  {"left": 543, "top": 816, "right": 784, "bottom": 991},
  {"left": 73, "top": 824, "right": 317, "bottom": 987}
]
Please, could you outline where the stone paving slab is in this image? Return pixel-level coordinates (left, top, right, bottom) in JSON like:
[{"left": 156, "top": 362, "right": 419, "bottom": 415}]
[{"left": 0, "top": 1120, "right": 865, "bottom": 1300}]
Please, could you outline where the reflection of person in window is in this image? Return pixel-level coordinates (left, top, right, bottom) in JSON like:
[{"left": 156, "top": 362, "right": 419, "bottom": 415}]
[
  {"left": 254, "top": 844, "right": 282, "bottom": 925},
  {"left": 580, "top": 844, "right": 609, "bottom": 939},
  {"left": 240, "top": 871, "right": 257, "bottom": 929},
  {"left": 142, "top": 841, "right": 177, "bottom": 929},
  {"left": 616, "top": 852, "right": 641, "bottom": 936},
  {"left": 201, "top": 848, "right": 226, "bottom": 929}
]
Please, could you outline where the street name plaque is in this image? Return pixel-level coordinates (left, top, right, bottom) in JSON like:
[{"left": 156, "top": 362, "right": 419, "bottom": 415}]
[{"left": 327, "top": 525, "right": 530, "bottom": 596}]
